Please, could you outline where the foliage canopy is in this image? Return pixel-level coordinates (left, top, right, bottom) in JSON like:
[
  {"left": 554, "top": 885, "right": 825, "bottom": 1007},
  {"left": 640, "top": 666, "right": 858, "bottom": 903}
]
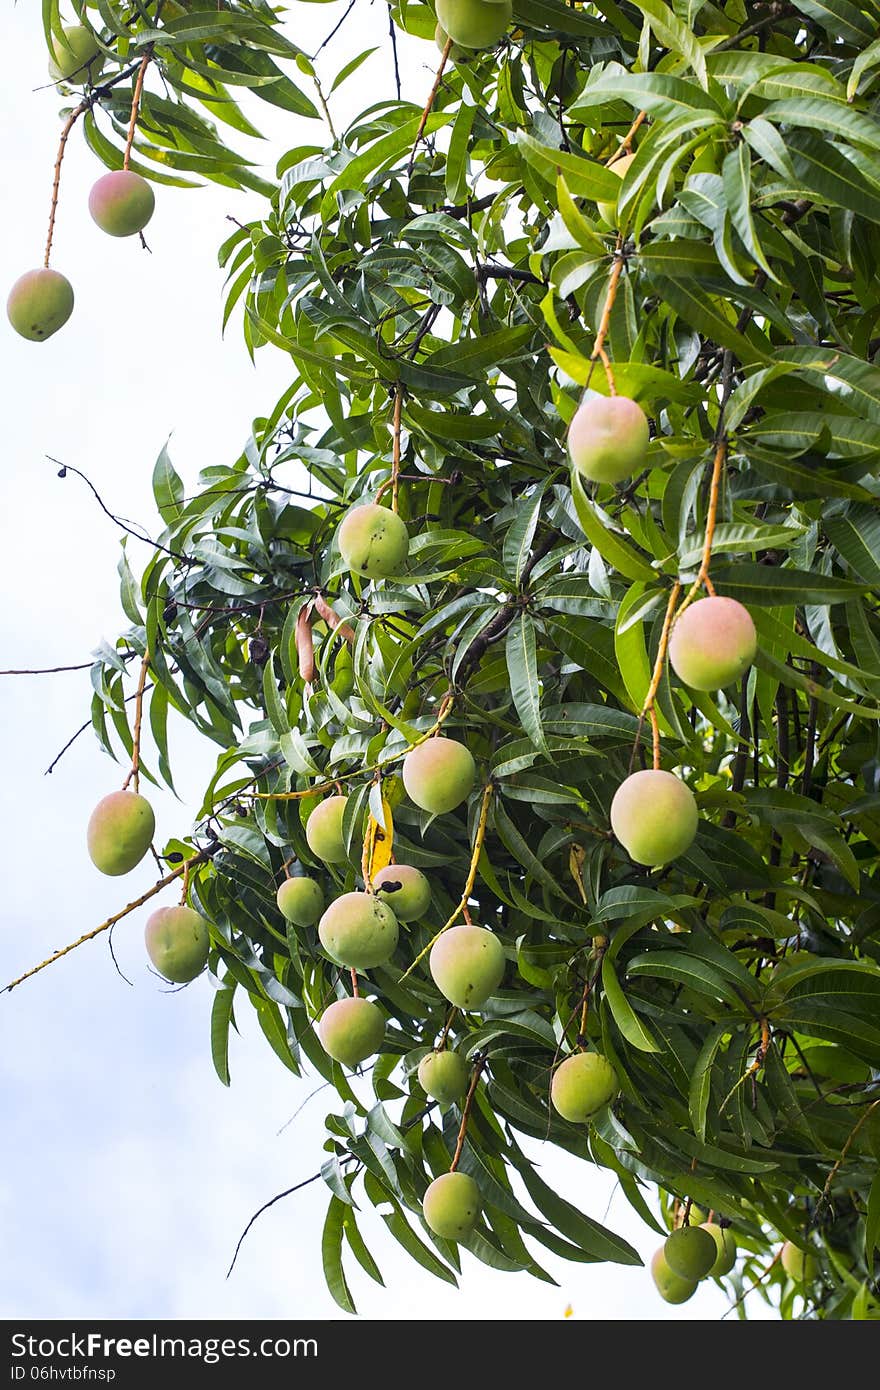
[{"left": 21, "top": 0, "right": 880, "bottom": 1319}]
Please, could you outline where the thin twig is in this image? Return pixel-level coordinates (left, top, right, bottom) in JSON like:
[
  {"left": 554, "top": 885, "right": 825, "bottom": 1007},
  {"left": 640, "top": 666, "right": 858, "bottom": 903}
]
[
  {"left": 226, "top": 1168, "right": 342, "bottom": 1279},
  {"left": 814, "top": 1097, "right": 880, "bottom": 1221},
  {"left": 0, "top": 663, "right": 93, "bottom": 676},
  {"left": 3, "top": 846, "right": 215, "bottom": 994},
  {"left": 48, "top": 458, "right": 193, "bottom": 565}
]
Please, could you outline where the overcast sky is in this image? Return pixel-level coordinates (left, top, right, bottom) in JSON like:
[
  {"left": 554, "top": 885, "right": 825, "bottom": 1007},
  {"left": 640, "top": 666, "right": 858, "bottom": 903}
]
[{"left": 0, "top": 3, "right": 765, "bottom": 1321}]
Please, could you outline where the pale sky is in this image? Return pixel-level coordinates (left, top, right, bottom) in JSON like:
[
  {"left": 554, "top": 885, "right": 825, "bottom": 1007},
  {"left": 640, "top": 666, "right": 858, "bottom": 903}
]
[{"left": 0, "top": 3, "right": 761, "bottom": 1320}]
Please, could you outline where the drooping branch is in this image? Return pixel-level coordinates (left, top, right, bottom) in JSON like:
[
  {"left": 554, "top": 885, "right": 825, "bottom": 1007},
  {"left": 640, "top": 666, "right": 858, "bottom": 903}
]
[{"left": 3, "top": 844, "right": 216, "bottom": 994}]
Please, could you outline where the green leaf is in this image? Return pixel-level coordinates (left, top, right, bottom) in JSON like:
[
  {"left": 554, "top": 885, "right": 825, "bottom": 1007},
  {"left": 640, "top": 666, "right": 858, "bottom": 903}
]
[
  {"left": 152, "top": 444, "right": 184, "bottom": 524},
  {"left": 570, "top": 475, "right": 657, "bottom": 583},
  {"left": 602, "top": 956, "right": 662, "bottom": 1052},
  {"left": 210, "top": 985, "right": 235, "bottom": 1087},
  {"left": 321, "top": 1196, "right": 357, "bottom": 1314},
  {"left": 688, "top": 1024, "right": 728, "bottom": 1142},
  {"left": 505, "top": 613, "right": 550, "bottom": 757},
  {"left": 516, "top": 132, "right": 622, "bottom": 201}
]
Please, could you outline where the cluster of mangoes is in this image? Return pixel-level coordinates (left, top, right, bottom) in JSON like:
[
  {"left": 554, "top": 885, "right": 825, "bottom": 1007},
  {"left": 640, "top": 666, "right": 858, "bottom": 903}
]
[
  {"left": 651, "top": 1215, "right": 819, "bottom": 1307},
  {"left": 651, "top": 1216, "right": 737, "bottom": 1304},
  {"left": 86, "top": 788, "right": 210, "bottom": 983},
  {"left": 7, "top": 24, "right": 156, "bottom": 343},
  {"left": 568, "top": 394, "right": 758, "bottom": 867}
]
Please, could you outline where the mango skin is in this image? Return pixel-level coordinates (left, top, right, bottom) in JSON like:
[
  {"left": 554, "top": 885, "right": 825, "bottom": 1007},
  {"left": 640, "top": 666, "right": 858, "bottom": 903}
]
[
  {"left": 781, "top": 1240, "right": 818, "bottom": 1282},
  {"left": 373, "top": 863, "right": 432, "bottom": 921},
  {"left": 669, "top": 596, "right": 758, "bottom": 691},
  {"left": 319, "top": 997, "right": 385, "bottom": 1067},
  {"left": 418, "top": 1050, "right": 469, "bottom": 1106},
  {"left": 651, "top": 1247, "right": 698, "bottom": 1305},
  {"left": 89, "top": 170, "right": 155, "bottom": 237},
  {"left": 144, "top": 905, "right": 210, "bottom": 983},
  {"left": 305, "top": 795, "right": 348, "bottom": 863},
  {"left": 430, "top": 925, "right": 505, "bottom": 1010},
  {"left": 551, "top": 1052, "right": 618, "bottom": 1123},
  {"left": 664, "top": 1225, "right": 717, "bottom": 1281},
  {"left": 422, "top": 1172, "right": 481, "bottom": 1241},
  {"left": 610, "top": 769, "right": 698, "bottom": 867},
  {"left": 402, "top": 737, "right": 475, "bottom": 815},
  {"left": 597, "top": 151, "right": 636, "bottom": 226},
  {"left": 568, "top": 393, "right": 650, "bottom": 485},
  {"left": 48, "top": 24, "right": 103, "bottom": 84},
  {"left": 318, "top": 891, "right": 399, "bottom": 969},
  {"left": 276, "top": 876, "right": 324, "bottom": 928},
  {"left": 701, "top": 1221, "right": 737, "bottom": 1277},
  {"left": 7, "top": 269, "right": 74, "bottom": 342},
  {"left": 337, "top": 503, "right": 409, "bottom": 579},
  {"left": 435, "top": 0, "right": 512, "bottom": 50},
  {"left": 87, "top": 790, "right": 155, "bottom": 876}
]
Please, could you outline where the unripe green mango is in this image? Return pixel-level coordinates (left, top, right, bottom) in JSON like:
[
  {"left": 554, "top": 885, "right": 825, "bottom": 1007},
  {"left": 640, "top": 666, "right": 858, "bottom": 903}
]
[
  {"left": 48, "top": 24, "right": 103, "bottom": 84},
  {"left": 610, "top": 769, "right": 698, "bottom": 867},
  {"left": 402, "top": 737, "right": 475, "bottom": 815},
  {"left": 373, "top": 863, "right": 432, "bottom": 920},
  {"left": 87, "top": 789, "right": 155, "bottom": 876},
  {"left": 568, "top": 393, "right": 650, "bottom": 485},
  {"left": 337, "top": 503, "right": 409, "bottom": 579},
  {"left": 650, "top": 1247, "right": 698, "bottom": 1305},
  {"left": 7, "top": 268, "right": 74, "bottom": 342},
  {"left": 318, "top": 891, "right": 399, "bottom": 969},
  {"left": 418, "top": 1050, "right": 469, "bottom": 1106},
  {"left": 435, "top": 0, "right": 512, "bottom": 50},
  {"left": 305, "top": 795, "right": 348, "bottom": 863},
  {"left": 781, "top": 1240, "right": 818, "bottom": 1282},
  {"left": 145, "top": 905, "right": 210, "bottom": 983},
  {"left": 550, "top": 1052, "right": 618, "bottom": 1123},
  {"left": 435, "top": 22, "right": 476, "bottom": 62},
  {"left": 429, "top": 925, "right": 505, "bottom": 1010},
  {"left": 664, "top": 1225, "right": 717, "bottom": 1281},
  {"left": 669, "top": 595, "right": 757, "bottom": 691},
  {"left": 89, "top": 170, "right": 155, "bottom": 238},
  {"left": 701, "top": 1221, "right": 737, "bottom": 1277},
  {"left": 318, "top": 997, "right": 385, "bottom": 1067},
  {"left": 276, "top": 876, "right": 324, "bottom": 927},
  {"left": 422, "top": 1171, "right": 481, "bottom": 1240}
]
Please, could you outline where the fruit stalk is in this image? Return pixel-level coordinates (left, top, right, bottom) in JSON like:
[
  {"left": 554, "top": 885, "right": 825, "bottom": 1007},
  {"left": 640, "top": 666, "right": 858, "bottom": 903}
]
[
  {"left": 391, "top": 384, "right": 403, "bottom": 514},
  {"left": 589, "top": 248, "right": 625, "bottom": 394},
  {"left": 408, "top": 36, "right": 452, "bottom": 176},
  {"left": 122, "top": 649, "right": 151, "bottom": 794},
  {"left": 635, "top": 581, "right": 681, "bottom": 771},
  {"left": 448, "top": 1053, "right": 486, "bottom": 1173},
  {"left": 610, "top": 108, "right": 647, "bottom": 163},
  {"left": 44, "top": 101, "right": 88, "bottom": 268},
  {"left": 677, "top": 435, "right": 727, "bottom": 617},
  {"left": 123, "top": 50, "right": 152, "bottom": 171},
  {"left": 399, "top": 780, "right": 494, "bottom": 982}
]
